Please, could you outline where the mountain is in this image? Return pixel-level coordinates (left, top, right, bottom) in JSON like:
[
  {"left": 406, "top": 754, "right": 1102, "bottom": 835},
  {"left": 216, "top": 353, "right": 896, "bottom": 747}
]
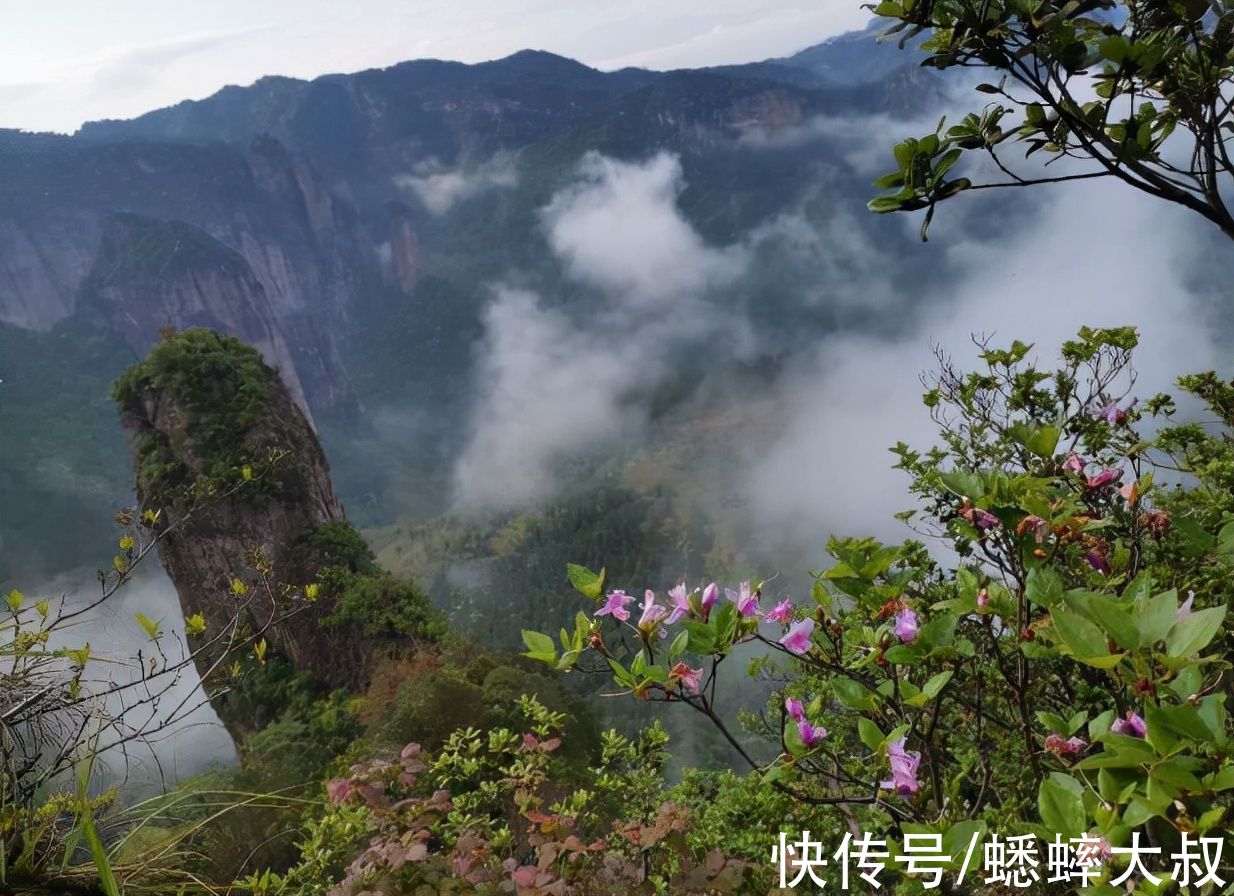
[{"left": 0, "top": 20, "right": 962, "bottom": 582}]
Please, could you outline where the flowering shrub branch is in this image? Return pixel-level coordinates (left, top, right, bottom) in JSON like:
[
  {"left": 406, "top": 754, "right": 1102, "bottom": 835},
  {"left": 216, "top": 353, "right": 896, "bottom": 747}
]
[{"left": 530, "top": 327, "right": 1234, "bottom": 891}]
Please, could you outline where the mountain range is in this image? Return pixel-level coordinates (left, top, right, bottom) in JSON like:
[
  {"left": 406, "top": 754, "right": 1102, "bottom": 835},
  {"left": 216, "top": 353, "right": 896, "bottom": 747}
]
[{"left": 0, "top": 19, "right": 968, "bottom": 587}]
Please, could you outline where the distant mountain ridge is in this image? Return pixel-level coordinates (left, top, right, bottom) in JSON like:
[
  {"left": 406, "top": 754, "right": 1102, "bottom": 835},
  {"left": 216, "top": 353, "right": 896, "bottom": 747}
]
[{"left": 0, "top": 18, "right": 954, "bottom": 580}]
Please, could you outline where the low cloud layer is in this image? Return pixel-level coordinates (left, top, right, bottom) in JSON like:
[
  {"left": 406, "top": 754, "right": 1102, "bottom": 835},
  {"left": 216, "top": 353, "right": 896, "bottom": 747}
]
[
  {"left": 38, "top": 567, "right": 235, "bottom": 787},
  {"left": 748, "top": 177, "right": 1229, "bottom": 559},
  {"left": 395, "top": 154, "right": 519, "bottom": 215},
  {"left": 542, "top": 153, "right": 745, "bottom": 305},
  {"left": 452, "top": 152, "right": 761, "bottom": 511}
]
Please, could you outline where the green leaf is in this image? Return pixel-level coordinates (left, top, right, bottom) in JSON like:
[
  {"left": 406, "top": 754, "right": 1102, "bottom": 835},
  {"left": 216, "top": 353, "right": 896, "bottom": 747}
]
[
  {"left": 916, "top": 614, "right": 956, "bottom": 651},
  {"left": 832, "top": 678, "right": 879, "bottom": 711},
  {"left": 683, "top": 619, "right": 716, "bottom": 654},
  {"left": 1051, "top": 609, "right": 1107, "bottom": 659},
  {"left": 668, "top": 630, "right": 689, "bottom": 662},
  {"left": 922, "top": 670, "right": 953, "bottom": 699},
  {"left": 1038, "top": 773, "right": 1087, "bottom": 839},
  {"left": 521, "top": 630, "right": 557, "bottom": 664},
  {"left": 5, "top": 590, "right": 22, "bottom": 614},
  {"left": 1026, "top": 567, "right": 1063, "bottom": 609},
  {"left": 1009, "top": 423, "right": 1061, "bottom": 457},
  {"left": 1137, "top": 590, "right": 1178, "bottom": 647},
  {"left": 868, "top": 196, "right": 905, "bottom": 213},
  {"left": 1166, "top": 606, "right": 1226, "bottom": 658},
  {"left": 940, "top": 470, "right": 984, "bottom": 500},
  {"left": 858, "top": 717, "right": 885, "bottom": 752},
  {"left": 134, "top": 612, "right": 162, "bottom": 641},
  {"left": 1063, "top": 591, "right": 1137, "bottom": 650},
  {"left": 566, "top": 564, "right": 605, "bottom": 600}
]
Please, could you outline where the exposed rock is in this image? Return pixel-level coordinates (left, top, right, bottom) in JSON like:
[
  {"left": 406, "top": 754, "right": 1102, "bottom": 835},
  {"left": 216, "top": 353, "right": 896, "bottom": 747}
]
[
  {"left": 113, "top": 329, "right": 388, "bottom": 737},
  {"left": 0, "top": 130, "right": 363, "bottom": 417}
]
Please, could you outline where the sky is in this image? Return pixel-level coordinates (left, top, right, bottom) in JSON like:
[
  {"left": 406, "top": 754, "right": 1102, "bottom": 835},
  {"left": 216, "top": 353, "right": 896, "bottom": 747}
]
[{"left": 0, "top": 1, "right": 873, "bottom": 134}]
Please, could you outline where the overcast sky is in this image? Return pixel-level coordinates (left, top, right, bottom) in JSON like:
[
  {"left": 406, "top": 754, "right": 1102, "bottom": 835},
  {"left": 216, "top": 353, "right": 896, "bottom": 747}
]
[{"left": 1, "top": 1, "right": 872, "bottom": 134}]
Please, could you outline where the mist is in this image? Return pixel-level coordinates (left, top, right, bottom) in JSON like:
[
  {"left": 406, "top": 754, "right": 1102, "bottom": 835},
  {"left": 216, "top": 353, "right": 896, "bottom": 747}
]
[
  {"left": 446, "top": 129, "right": 1232, "bottom": 592},
  {"left": 33, "top": 566, "right": 236, "bottom": 790}
]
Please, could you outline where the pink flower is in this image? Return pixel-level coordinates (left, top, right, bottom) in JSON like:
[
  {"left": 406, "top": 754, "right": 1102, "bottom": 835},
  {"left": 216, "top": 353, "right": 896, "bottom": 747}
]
[
  {"left": 666, "top": 583, "right": 691, "bottom": 624},
  {"left": 726, "top": 581, "right": 759, "bottom": 617},
  {"left": 1093, "top": 398, "right": 1137, "bottom": 425},
  {"left": 637, "top": 590, "right": 668, "bottom": 631},
  {"left": 1044, "top": 733, "right": 1088, "bottom": 757},
  {"left": 880, "top": 738, "right": 921, "bottom": 797},
  {"left": 972, "top": 509, "right": 1000, "bottom": 530},
  {"left": 797, "top": 719, "right": 827, "bottom": 747},
  {"left": 976, "top": 588, "right": 989, "bottom": 610},
  {"left": 779, "top": 618, "right": 815, "bottom": 655},
  {"left": 1063, "top": 453, "right": 1086, "bottom": 475},
  {"left": 785, "top": 696, "right": 825, "bottom": 747},
  {"left": 1178, "top": 591, "right": 1195, "bottom": 620},
  {"left": 1111, "top": 711, "right": 1147, "bottom": 738},
  {"left": 764, "top": 598, "right": 794, "bottom": 624},
  {"left": 1017, "top": 515, "right": 1049, "bottom": 543},
  {"left": 669, "top": 662, "right": 703, "bottom": 693},
  {"left": 960, "top": 499, "right": 1000, "bottom": 530},
  {"left": 596, "top": 590, "right": 634, "bottom": 622},
  {"left": 894, "top": 608, "right": 918, "bottom": 644},
  {"left": 784, "top": 697, "right": 805, "bottom": 722},
  {"left": 700, "top": 582, "right": 719, "bottom": 614},
  {"left": 1086, "top": 468, "right": 1124, "bottom": 490}
]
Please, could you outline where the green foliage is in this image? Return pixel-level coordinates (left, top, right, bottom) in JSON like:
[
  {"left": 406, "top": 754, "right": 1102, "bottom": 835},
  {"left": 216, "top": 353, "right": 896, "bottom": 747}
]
[
  {"left": 111, "top": 327, "right": 276, "bottom": 503},
  {"left": 320, "top": 568, "right": 446, "bottom": 640},
  {"left": 870, "top": 0, "right": 1234, "bottom": 241},
  {"left": 531, "top": 327, "right": 1234, "bottom": 892}
]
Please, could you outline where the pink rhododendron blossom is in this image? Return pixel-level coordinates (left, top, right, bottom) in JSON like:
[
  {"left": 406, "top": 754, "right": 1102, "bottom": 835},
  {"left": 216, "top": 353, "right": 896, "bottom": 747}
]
[
  {"left": 765, "top": 598, "right": 794, "bottom": 624},
  {"left": 1044, "top": 733, "right": 1088, "bottom": 757},
  {"left": 638, "top": 590, "right": 668, "bottom": 632},
  {"left": 1111, "top": 711, "right": 1147, "bottom": 738},
  {"left": 666, "top": 583, "right": 691, "bottom": 624},
  {"left": 1085, "top": 468, "right": 1123, "bottom": 490},
  {"left": 1063, "top": 453, "right": 1086, "bottom": 475},
  {"left": 1092, "top": 397, "right": 1136, "bottom": 425},
  {"left": 1016, "top": 515, "right": 1049, "bottom": 543},
  {"left": 669, "top": 662, "right": 703, "bottom": 693},
  {"left": 780, "top": 618, "right": 815, "bottom": 654},
  {"left": 960, "top": 498, "right": 1000, "bottom": 530},
  {"left": 596, "top": 589, "right": 634, "bottom": 622},
  {"left": 797, "top": 719, "right": 826, "bottom": 747},
  {"left": 894, "top": 607, "right": 918, "bottom": 643},
  {"left": 700, "top": 582, "right": 719, "bottom": 614},
  {"left": 976, "top": 588, "right": 989, "bottom": 609},
  {"left": 880, "top": 738, "right": 921, "bottom": 796},
  {"left": 972, "top": 508, "right": 1000, "bottom": 529},
  {"left": 1178, "top": 591, "right": 1195, "bottom": 620},
  {"left": 726, "top": 581, "right": 759, "bottom": 617},
  {"left": 784, "top": 697, "right": 805, "bottom": 722}
]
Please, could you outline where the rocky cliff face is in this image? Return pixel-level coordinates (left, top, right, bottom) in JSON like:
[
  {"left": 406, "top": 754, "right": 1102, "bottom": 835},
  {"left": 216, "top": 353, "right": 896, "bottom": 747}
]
[
  {"left": 0, "top": 130, "right": 365, "bottom": 418},
  {"left": 113, "top": 330, "right": 383, "bottom": 737}
]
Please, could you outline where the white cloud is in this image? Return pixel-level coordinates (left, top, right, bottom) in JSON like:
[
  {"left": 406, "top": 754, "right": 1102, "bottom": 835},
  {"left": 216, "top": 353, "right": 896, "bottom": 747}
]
[
  {"left": 748, "top": 177, "right": 1226, "bottom": 557},
  {"left": 453, "top": 152, "right": 759, "bottom": 510},
  {"left": 542, "top": 152, "right": 745, "bottom": 307},
  {"left": 451, "top": 286, "right": 654, "bottom": 510},
  {"left": 395, "top": 153, "right": 519, "bottom": 215}
]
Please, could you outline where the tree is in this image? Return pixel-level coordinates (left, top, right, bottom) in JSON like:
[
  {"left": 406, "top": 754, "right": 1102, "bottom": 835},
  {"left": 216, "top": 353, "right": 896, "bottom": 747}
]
[
  {"left": 866, "top": 0, "right": 1234, "bottom": 241},
  {"left": 0, "top": 470, "right": 315, "bottom": 891},
  {"left": 534, "top": 327, "right": 1234, "bottom": 892}
]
